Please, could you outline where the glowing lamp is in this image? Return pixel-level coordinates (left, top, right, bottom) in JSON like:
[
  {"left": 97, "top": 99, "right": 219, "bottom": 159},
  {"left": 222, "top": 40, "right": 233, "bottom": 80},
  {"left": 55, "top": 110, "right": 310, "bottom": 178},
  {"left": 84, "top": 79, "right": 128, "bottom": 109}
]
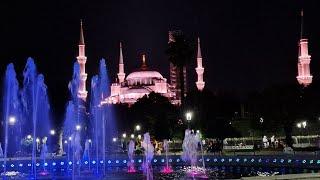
[{"left": 8, "top": 116, "right": 16, "bottom": 125}]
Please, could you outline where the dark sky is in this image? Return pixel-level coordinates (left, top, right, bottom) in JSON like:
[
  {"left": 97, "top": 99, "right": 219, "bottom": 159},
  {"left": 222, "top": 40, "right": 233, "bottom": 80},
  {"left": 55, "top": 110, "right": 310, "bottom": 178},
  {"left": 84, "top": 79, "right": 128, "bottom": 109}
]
[{"left": 0, "top": 0, "right": 319, "bottom": 121}]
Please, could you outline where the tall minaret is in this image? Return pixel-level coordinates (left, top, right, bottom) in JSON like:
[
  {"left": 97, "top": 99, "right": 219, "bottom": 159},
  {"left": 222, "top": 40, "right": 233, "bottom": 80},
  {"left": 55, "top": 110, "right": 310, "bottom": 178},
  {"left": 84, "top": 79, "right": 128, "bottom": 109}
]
[
  {"left": 117, "top": 42, "right": 126, "bottom": 83},
  {"left": 296, "top": 10, "right": 312, "bottom": 87},
  {"left": 195, "top": 37, "right": 205, "bottom": 91},
  {"left": 76, "top": 20, "right": 88, "bottom": 100}
]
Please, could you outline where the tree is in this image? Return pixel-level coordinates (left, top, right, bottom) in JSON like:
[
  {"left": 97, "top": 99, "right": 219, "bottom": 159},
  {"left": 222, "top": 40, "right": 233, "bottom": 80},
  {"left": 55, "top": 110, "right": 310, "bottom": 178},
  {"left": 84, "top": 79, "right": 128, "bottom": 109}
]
[
  {"left": 166, "top": 32, "right": 193, "bottom": 105},
  {"left": 129, "top": 92, "right": 179, "bottom": 140}
]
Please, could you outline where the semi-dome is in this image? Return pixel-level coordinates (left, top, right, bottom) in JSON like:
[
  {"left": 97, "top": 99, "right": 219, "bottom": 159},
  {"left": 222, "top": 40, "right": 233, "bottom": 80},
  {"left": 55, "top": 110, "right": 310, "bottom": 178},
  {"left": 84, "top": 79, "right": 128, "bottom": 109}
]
[{"left": 126, "top": 70, "right": 164, "bottom": 80}]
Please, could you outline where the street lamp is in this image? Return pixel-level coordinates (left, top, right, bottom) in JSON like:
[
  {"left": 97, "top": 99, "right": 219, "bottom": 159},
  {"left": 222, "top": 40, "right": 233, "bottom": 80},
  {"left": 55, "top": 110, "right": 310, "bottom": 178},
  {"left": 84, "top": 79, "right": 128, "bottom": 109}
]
[
  {"left": 76, "top": 124, "right": 81, "bottom": 131},
  {"left": 138, "top": 134, "right": 142, "bottom": 140},
  {"left": 50, "top": 129, "right": 55, "bottom": 135},
  {"left": 122, "top": 133, "right": 127, "bottom": 138},
  {"left": 27, "top": 135, "right": 32, "bottom": 139},
  {"left": 130, "top": 134, "right": 135, "bottom": 139},
  {"left": 297, "top": 123, "right": 302, "bottom": 128},
  {"left": 135, "top": 125, "right": 141, "bottom": 131},
  {"left": 185, "top": 112, "right": 192, "bottom": 128},
  {"left": 112, "top": 137, "right": 117, "bottom": 142},
  {"left": 8, "top": 116, "right": 16, "bottom": 126}
]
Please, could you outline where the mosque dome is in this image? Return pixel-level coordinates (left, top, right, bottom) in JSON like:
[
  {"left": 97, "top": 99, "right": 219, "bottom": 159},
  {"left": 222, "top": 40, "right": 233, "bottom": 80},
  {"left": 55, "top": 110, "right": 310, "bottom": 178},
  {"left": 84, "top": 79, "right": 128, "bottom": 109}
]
[{"left": 126, "top": 70, "right": 163, "bottom": 80}]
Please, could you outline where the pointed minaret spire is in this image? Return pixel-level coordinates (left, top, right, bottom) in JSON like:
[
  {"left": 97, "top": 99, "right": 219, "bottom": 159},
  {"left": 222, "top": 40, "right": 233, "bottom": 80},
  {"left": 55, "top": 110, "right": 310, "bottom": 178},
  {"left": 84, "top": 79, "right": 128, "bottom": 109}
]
[
  {"left": 79, "top": 19, "right": 85, "bottom": 45},
  {"left": 296, "top": 10, "right": 312, "bottom": 87},
  {"left": 77, "top": 20, "right": 88, "bottom": 100},
  {"left": 117, "top": 42, "right": 126, "bottom": 83},
  {"left": 195, "top": 37, "right": 205, "bottom": 91},
  {"left": 141, "top": 54, "right": 148, "bottom": 70}
]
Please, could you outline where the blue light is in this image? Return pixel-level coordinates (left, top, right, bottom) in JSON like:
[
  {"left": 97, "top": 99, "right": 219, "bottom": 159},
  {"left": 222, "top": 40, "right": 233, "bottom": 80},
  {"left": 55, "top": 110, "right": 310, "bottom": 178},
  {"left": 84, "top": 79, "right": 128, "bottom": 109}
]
[
  {"left": 61, "top": 162, "right": 65, "bottom": 165},
  {"left": 243, "top": 158, "right": 247, "bottom": 162},
  {"left": 273, "top": 159, "right": 277, "bottom": 163},
  {"left": 19, "top": 163, "right": 23, "bottom": 167},
  {"left": 206, "top": 158, "right": 210, "bottom": 162},
  {"left": 214, "top": 158, "right": 218, "bottom": 162},
  {"left": 44, "top": 163, "right": 48, "bottom": 166},
  {"left": 108, "top": 160, "right": 111, "bottom": 164},
  {"left": 11, "top": 164, "right": 14, "bottom": 167},
  {"left": 251, "top": 159, "right": 254, "bottom": 162},
  {"left": 228, "top": 158, "right": 233, "bottom": 162},
  {"left": 169, "top": 159, "right": 172, "bottom": 162},
  {"left": 138, "top": 159, "right": 142, "bottom": 163},
  {"left": 116, "top": 160, "right": 119, "bottom": 164},
  {"left": 68, "top": 161, "right": 72, "bottom": 165},
  {"left": 265, "top": 159, "right": 269, "bottom": 163},
  {"left": 52, "top": 162, "right": 56, "bottom": 166},
  {"left": 28, "top": 164, "right": 31, "bottom": 167},
  {"left": 154, "top": 159, "right": 157, "bottom": 163},
  {"left": 310, "top": 160, "right": 314, "bottom": 164},
  {"left": 236, "top": 158, "right": 240, "bottom": 162},
  {"left": 76, "top": 161, "right": 80, "bottom": 165},
  {"left": 131, "top": 160, "right": 135, "bottom": 163},
  {"left": 84, "top": 161, "right": 88, "bottom": 165},
  {"left": 100, "top": 160, "right": 104, "bottom": 164},
  {"left": 36, "top": 163, "right": 40, "bottom": 167},
  {"left": 161, "top": 159, "right": 165, "bottom": 163},
  {"left": 317, "top": 160, "right": 320, "bottom": 164},
  {"left": 176, "top": 159, "right": 180, "bottom": 162},
  {"left": 221, "top": 158, "right": 225, "bottom": 162},
  {"left": 258, "top": 158, "right": 262, "bottom": 163},
  {"left": 2, "top": 164, "right": 4, "bottom": 167},
  {"left": 92, "top": 160, "right": 96, "bottom": 164},
  {"left": 288, "top": 159, "right": 292, "bottom": 163},
  {"left": 302, "top": 160, "right": 306, "bottom": 164},
  {"left": 123, "top": 160, "right": 127, "bottom": 163},
  {"left": 280, "top": 159, "right": 284, "bottom": 163}
]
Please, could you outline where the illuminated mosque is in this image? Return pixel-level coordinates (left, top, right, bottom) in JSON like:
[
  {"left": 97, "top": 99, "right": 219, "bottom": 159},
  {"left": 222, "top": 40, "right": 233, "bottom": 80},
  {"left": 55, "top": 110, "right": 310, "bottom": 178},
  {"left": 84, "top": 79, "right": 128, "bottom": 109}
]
[{"left": 75, "top": 22, "right": 206, "bottom": 105}]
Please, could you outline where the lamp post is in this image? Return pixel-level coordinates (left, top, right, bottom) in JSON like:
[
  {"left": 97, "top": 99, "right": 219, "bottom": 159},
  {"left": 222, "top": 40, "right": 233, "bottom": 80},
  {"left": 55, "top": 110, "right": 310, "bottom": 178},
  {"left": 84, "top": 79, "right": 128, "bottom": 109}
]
[
  {"left": 186, "top": 112, "right": 192, "bottom": 129},
  {"left": 135, "top": 125, "right": 141, "bottom": 132}
]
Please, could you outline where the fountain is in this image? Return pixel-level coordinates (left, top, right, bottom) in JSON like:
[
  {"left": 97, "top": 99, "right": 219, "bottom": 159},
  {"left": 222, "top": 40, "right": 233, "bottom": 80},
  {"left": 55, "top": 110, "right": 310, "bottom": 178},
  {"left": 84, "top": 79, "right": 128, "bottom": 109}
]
[
  {"left": 39, "top": 137, "right": 49, "bottom": 176},
  {"left": 89, "top": 58, "right": 115, "bottom": 175},
  {"left": 181, "top": 129, "right": 207, "bottom": 178},
  {"left": 127, "top": 140, "right": 136, "bottom": 173},
  {"left": 21, "top": 58, "right": 52, "bottom": 177},
  {"left": 161, "top": 139, "right": 173, "bottom": 173},
  {"left": 142, "top": 132, "right": 154, "bottom": 180},
  {"left": 2, "top": 63, "right": 20, "bottom": 174}
]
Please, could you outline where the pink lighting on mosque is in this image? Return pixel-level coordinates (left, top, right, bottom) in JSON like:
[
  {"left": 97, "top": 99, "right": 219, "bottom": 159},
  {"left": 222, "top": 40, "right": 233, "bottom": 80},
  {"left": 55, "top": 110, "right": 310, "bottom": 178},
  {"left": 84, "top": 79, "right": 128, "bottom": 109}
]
[
  {"left": 195, "top": 37, "right": 205, "bottom": 91},
  {"left": 296, "top": 10, "right": 312, "bottom": 87},
  {"left": 77, "top": 20, "right": 88, "bottom": 100}
]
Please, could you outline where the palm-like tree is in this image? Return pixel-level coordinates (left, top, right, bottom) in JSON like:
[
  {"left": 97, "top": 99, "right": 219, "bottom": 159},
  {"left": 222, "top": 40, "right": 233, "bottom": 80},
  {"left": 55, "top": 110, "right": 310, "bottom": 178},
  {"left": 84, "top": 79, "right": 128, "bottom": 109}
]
[{"left": 166, "top": 33, "right": 193, "bottom": 104}]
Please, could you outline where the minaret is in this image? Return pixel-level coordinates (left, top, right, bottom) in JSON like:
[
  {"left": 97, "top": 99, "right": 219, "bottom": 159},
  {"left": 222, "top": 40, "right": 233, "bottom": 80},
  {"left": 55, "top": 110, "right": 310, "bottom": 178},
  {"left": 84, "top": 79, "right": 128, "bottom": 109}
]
[
  {"left": 76, "top": 20, "right": 88, "bottom": 100},
  {"left": 195, "top": 37, "right": 205, "bottom": 91},
  {"left": 117, "top": 42, "right": 126, "bottom": 83},
  {"left": 296, "top": 10, "right": 312, "bottom": 87}
]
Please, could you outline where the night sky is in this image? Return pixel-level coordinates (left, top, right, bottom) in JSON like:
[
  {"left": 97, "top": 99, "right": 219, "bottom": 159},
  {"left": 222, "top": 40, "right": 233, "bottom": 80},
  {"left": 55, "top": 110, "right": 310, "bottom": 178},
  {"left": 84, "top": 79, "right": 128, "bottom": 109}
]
[{"left": 0, "top": 1, "right": 319, "bottom": 122}]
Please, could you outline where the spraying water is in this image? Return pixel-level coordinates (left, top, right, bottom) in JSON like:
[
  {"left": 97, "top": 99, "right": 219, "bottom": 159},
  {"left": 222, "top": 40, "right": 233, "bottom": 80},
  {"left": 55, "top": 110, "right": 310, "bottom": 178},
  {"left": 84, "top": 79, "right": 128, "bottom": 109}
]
[
  {"left": 21, "top": 58, "right": 51, "bottom": 177},
  {"left": 2, "top": 63, "right": 20, "bottom": 174},
  {"left": 181, "top": 129, "right": 207, "bottom": 178},
  {"left": 127, "top": 140, "right": 136, "bottom": 173},
  {"left": 142, "top": 132, "right": 154, "bottom": 180},
  {"left": 161, "top": 139, "right": 173, "bottom": 173}
]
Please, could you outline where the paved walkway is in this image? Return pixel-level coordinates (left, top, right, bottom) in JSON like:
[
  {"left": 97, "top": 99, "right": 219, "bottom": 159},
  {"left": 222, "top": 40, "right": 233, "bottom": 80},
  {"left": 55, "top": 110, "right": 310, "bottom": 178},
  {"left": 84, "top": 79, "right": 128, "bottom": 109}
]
[{"left": 242, "top": 173, "right": 320, "bottom": 180}]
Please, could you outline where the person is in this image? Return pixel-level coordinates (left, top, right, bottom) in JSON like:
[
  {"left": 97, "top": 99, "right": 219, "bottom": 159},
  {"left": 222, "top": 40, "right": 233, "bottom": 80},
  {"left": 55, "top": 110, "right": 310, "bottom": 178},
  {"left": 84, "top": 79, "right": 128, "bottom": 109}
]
[
  {"left": 207, "top": 140, "right": 214, "bottom": 153},
  {"left": 270, "top": 135, "right": 275, "bottom": 148},
  {"left": 263, "top": 136, "right": 269, "bottom": 148}
]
